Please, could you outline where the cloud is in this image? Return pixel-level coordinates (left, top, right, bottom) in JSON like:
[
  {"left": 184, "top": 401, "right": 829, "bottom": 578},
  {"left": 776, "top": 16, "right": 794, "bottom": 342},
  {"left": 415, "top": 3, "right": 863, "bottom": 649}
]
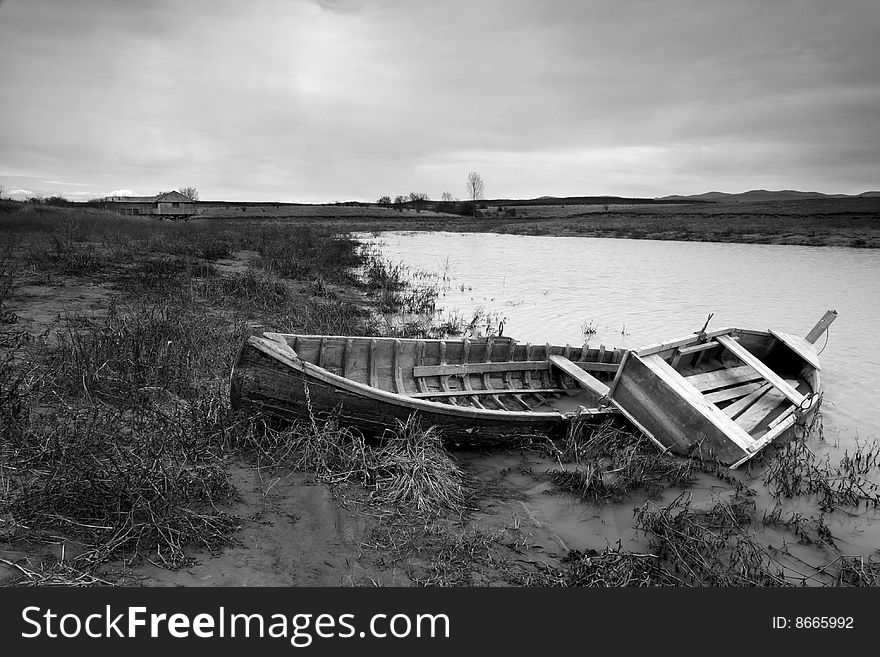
[
  {"left": 0, "top": 0, "right": 877, "bottom": 200},
  {"left": 314, "top": 0, "right": 363, "bottom": 13}
]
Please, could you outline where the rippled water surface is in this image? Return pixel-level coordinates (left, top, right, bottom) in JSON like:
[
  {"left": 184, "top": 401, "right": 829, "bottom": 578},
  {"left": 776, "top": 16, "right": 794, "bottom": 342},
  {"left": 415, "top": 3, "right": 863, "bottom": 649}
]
[{"left": 364, "top": 232, "right": 880, "bottom": 445}]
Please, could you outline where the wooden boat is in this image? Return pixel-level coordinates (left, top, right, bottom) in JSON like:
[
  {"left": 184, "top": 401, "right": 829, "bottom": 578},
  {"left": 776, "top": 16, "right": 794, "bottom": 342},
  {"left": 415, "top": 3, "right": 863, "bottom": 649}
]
[
  {"left": 230, "top": 332, "right": 625, "bottom": 445},
  {"left": 604, "top": 311, "right": 837, "bottom": 468}
]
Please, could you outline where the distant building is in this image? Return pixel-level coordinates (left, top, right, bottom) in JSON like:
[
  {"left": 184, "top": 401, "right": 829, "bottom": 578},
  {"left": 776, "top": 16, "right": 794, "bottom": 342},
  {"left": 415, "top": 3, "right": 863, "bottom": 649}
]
[{"left": 101, "top": 191, "right": 196, "bottom": 219}]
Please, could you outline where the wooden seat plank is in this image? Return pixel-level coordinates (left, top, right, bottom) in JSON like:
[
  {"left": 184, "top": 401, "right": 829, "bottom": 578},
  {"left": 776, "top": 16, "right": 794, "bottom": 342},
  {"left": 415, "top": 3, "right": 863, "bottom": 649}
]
[
  {"left": 735, "top": 388, "right": 788, "bottom": 434},
  {"left": 722, "top": 383, "right": 771, "bottom": 419},
  {"left": 548, "top": 355, "right": 610, "bottom": 398},
  {"left": 676, "top": 341, "right": 720, "bottom": 357},
  {"left": 703, "top": 381, "right": 766, "bottom": 404},
  {"left": 685, "top": 365, "right": 763, "bottom": 392},
  {"left": 716, "top": 334, "right": 806, "bottom": 406}
]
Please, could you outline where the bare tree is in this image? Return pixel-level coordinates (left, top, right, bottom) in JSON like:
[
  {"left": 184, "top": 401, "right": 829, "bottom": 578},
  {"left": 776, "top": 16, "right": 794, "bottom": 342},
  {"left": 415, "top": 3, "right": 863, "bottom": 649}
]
[
  {"left": 441, "top": 191, "right": 457, "bottom": 202},
  {"left": 377, "top": 195, "right": 392, "bottom": 205},
  {"left": 466, "top": 171, "right": 484, "bottom": 217},
  {"left": 178, "top": 186, "right": 199, "bottom": 201}
]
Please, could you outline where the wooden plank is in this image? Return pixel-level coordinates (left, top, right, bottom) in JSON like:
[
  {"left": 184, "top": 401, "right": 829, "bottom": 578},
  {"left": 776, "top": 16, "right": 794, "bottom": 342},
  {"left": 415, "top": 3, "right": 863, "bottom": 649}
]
[
  {"left": 769, "top": 329, "right": 821, "bottom": 370},
  {"left": 804, "top": 310, "right": 838, "bottom": 344},
  {"left": 412, "top": 360, "right": 617, "bottom": 378},
  {"left": 523, "top": 344, "right": 549, "bottom": 405},
  {"left": 459, "top": 372, "right": 487, "bottom": 408},
  {"left": 506, "top": 391, "right": 534, "bottom": 410},
  {"left": 703, "top": 381, "right": 766, "bottom": 404},
  {"left": 578, "top": 342, "right": 590, "bottom": 362},
  {"left": 677, "top": 340, "right": 720, "bottom": 356},
  {"left": 317, "top": 337, "right": 327, "bottom": 368},
  {"left": 548, "top": 355, "right": 610, "bottom": 398},
  {"left": 542, "top": 343, "right": 554, "bottom": 389},
  {"left": 716, "top": 334, "right": 806, "bottom": 406},
  {"left": 670, "top": 350, "right": 683, "bottom": 369},
  {"left": 481, "top": 372, "right": 509, "bottom": 410},
  {"left": 343, "top": 338, "right": 353, "bottom": 379},
  {"left": 735, "top": 387, "right": 788, "bottom": 434},
  {"left": 437, "top": 340, "right": 459, "bottom": 405},
  {"left": 392, "top": 339, "right": 406, "bottom": 394},
  {"left": 368, "top": 339, "right": 378, "bottom": 388},
  {"left": 503, "top": 341, "right": 517, "bottom": 390},
  {"left": 731, "top": 413, "right": 798, "bottom": 469},
  {"left": 414, "top": 341, "right": 428, "bottom": 393},
  {"left": 685, "top": 365, "right": 763, "bottom": 392},
  {"left": 636, "top": 328, "right": 735, "bottom": 357},
  {"left": 523, "top": 343, "right": 533, "bottom": 387},
  {"left": 609, "top": 354, "right": 751, "bottom": 462},
  {"left": 457, "top": 337, "right": 485, "bottom": 407},
  {"left": 480, "top": 337, "right": 508, "bottom": 409},
  {"left": 439, "top": 378, "right": 459, "bottom": 405},
  {"left": 722, "top": 383, "right": 771, "bottom": 419},
  {"left": 768, "top": 405, "right": 797, "bottom": 430},
  {"left": 642, "top": 354, "right": 755, "bottom": 451}
]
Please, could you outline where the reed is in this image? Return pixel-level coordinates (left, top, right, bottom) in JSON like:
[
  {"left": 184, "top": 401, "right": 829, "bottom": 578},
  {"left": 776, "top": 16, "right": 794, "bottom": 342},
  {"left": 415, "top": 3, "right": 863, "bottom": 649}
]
[
  {"left": 633, "top": 492, "right": 791, "bottom": 586},
  {"left": 547, "top": 419, "right": 696, "bottom": 504},
  {"left": 529, "top": 544, "right": 673, "bottom": 587},
  {"left": 371, "top": 416, "right": 470, "bottom": 516},
  {"left": 762, "top": 423, "right": 880, "bottom": 510}
]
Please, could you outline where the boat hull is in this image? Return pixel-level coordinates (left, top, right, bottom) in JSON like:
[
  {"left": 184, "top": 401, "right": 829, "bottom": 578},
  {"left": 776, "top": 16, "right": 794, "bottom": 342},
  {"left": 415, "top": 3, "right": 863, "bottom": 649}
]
[{"left": 231, "top": 333, "right": 620, "bottom": 446}]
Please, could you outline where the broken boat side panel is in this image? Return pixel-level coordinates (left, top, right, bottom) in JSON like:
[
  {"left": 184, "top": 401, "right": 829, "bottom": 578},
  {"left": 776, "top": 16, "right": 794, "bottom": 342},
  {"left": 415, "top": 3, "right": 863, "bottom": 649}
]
[{"left": 609, "top": 353, "right": 752, "bottom": 465}]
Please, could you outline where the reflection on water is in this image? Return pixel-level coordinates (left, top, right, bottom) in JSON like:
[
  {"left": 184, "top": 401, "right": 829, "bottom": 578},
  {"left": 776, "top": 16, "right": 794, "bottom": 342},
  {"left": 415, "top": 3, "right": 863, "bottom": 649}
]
[{"left": 364, "top": 231, "right": 880, "bottom": 445}]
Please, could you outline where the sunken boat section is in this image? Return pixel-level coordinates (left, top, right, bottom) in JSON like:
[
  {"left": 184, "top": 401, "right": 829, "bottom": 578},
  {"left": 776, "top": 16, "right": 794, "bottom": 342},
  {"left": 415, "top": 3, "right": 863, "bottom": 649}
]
[{"left": 607, "top": 311, "right": 837, "bottom": 468}]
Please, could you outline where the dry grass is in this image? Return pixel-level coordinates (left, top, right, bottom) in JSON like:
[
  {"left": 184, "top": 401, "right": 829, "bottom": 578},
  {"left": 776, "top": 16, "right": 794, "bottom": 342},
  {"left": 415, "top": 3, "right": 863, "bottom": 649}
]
[{"left": 546, "top": 419, "right": 696, "bottom": 504}]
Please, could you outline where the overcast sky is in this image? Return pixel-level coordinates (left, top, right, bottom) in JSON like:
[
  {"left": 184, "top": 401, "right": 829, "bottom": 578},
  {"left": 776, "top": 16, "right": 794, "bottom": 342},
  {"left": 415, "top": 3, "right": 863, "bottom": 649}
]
[{"left": 1, "top": 0, "right": 878, "bottom": 202}]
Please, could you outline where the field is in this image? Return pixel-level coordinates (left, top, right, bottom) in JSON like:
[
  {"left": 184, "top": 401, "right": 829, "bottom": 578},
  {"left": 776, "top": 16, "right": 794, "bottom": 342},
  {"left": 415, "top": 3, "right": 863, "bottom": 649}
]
[
  {"left": 2, "top": 201, "right": 880, "bottom": 587},
  {"left": 192, "top": 196, "right": 880, "bottom": 248}
]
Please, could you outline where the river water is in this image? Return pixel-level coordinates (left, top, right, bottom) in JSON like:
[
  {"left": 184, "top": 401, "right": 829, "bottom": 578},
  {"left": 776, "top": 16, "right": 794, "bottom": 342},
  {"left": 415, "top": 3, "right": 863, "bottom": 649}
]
[
  {"left": 361, "top": 231, "right": 880, "bottom": 571},
  {"left": 364, "top": 231, "right": 880, "bottom": 444}
]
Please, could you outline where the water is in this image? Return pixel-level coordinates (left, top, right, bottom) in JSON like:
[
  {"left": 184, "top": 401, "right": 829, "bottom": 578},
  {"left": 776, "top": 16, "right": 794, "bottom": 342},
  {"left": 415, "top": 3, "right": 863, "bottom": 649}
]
[{"left": 364, "top": 231, "right": 880, "bottom": 445}]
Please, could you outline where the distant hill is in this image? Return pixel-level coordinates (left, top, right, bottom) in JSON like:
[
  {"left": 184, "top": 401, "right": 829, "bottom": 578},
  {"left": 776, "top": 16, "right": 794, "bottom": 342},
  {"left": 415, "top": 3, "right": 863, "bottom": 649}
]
[
  {"left": 490, "top": 194, "right": 692, "bottom": 206},
  {"left": 658, "top": 189, "right": 877, "bottom": 202}
]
